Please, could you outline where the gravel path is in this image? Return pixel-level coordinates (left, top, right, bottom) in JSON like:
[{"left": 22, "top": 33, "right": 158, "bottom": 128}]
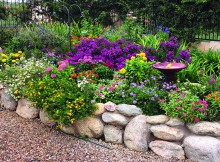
[{"left": 0, "top": 110, "right": 194, "bottom": 162}]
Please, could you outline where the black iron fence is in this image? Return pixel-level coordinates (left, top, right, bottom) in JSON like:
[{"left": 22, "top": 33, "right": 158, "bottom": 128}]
[{"left": 0, "top": 0, "right": 220, "bottom": 41}]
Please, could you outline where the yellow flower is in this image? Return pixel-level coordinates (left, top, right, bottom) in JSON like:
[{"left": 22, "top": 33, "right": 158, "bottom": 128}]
[
  {"left": 119, "top": 68, "right": 126, "bottom": 74},
  {"left": 15, "top": 89, "right": 19, "bottom": 94},
  {"left": 12, "top": 60, "right": 16, "bottom": 63},
  {"left": 70, "top": 118, "right": 75, "bottom": 124},
  {"left": 140, "top": 60, "right": 144, "bottom": 63},
  {"left": 10, "top": 53, "right": 14, "bottom": 56},
  {"left": 14, "top": 53, "right": 20, "bottom": 57},
  {"left": 59, "top": 125, "right": 63, "bottom": 129},
  {"left": 38, "top": 92, "right": 41, "bottom": 95},
  {"left": 18, "top": 51, "right": 22, "bottom": 54},
  {"left": 67, "top": 112, "right": 72, "bottom": 116},
  {"left": 140, "top": 53, "right": 146, "bottom": 57},
  {"left": 5, "top": 64, "right": 9, "bottom": 68},
  {"left": 1, "top": 54, "right": 7, "bottom": 58},
  {"left": 20, "top": 57, "right": 24, "bottom": 60},
  {"left": 142, "top": 57, "right": 147, "bottom": 61},
  {"left": 1, "top": 59, "right": 6, "bottom": 63},
  {"left": 131, "top": 56, "right": 135, "bottom": 60}
]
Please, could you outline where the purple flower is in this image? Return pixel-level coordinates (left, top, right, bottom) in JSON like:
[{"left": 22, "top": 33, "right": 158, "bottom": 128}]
[
  {"left": 130, "top": 92, "right": 136, "bottom": 97},
  {"left": 131, "top": 83, "right": 137, "bottom": 87},
  {"left": 133, "top": 100, "right": 137, "bottom": 104},
  {"left": 51, "top": 74, "right": 56, "bottom": 78}
]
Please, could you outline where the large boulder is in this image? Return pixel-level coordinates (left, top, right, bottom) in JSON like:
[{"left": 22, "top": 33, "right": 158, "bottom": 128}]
[
  {"left": 150, "top": 125, "right": 184, "bottom": 141},
  {"left": 39, "top": 110, "right": 55, "bottom": 126},
  {"left": 184, "top": 135, "right": 220, "bottom": 162},
  {"left": 104, "top": 125, "right": 123, "bottom": 144},
  {"left": 16, "top": 99, "right": 39, "bottom": 119},
  {"left": 116, "top": 104, "right": 143, "bottom": 117},
  {"left": 1, "top": 88, "right": 17, "bottom": 111},
  {"left": 146, "top": 115, "right": 169, "bottom": 124},
  {"left": 149, "top": 140, "right": 185, "bottom": 160},
  {"left": 187, "top": 121, "right": 220, "bottom": 137},
  {"left": 74, "top": 117, "right": 104, "bottom": 138},
  {"left": 124, "top": 115, "right": 150, "bottom": 151},
  {"left": 102, "top": 112, "right": 129, "bottom": 126}
]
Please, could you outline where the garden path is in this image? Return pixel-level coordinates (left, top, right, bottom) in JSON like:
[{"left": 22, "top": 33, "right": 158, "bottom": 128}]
[{"left": 0, "top": 110, "right": 194, "bottom": 162}]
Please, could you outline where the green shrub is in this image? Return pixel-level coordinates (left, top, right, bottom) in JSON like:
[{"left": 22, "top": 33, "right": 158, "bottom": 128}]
[
  {"left": 7, "top": 25, "right": 69, "bottom": 58},
  {"left": 0, "top": 28, "right": 18, "bottom": 47},
  {"left": 23, "top": 64, "right": 97, "bottom": 125},
  {"left": 159, "top": 88, "right": 209, "bottom": 123}
]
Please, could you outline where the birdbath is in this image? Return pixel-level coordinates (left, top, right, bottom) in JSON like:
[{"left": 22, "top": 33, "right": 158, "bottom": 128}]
[{"left": 152, "top": 62, "right": 186, "bottom": 83}]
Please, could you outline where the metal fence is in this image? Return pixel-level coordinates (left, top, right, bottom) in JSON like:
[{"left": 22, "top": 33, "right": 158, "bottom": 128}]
[{"left": 0, "top": 0, "right": 220, "bottom": 41}]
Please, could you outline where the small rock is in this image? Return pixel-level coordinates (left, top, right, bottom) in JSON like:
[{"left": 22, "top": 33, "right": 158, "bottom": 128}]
[
  {"left": 104, "top": 125, "right": 123, "bottom": 144},
  {"left": 184, "top": 135, "right": 220, "bottom": 162},
  {"left": 102, "top": 112, "right": 129, "bottom": 126},
  {"left": 39, "top": 110, "right": 55, "bottom": 126},
  {"left": 166, "top": 118, "right": 185, "bottom": 127},
  {"left": 150, "top": 125, "right": 184, "bottom": 141},
  {"left": 146, "top": 115, "right": 169, "bottom": 124},
  {"left": 116, "top": 104, "right": 143, "bottom": 117},
  {"left": 74, "top": 116, "right": 104, "bottom": 138},
  {"left": 187, "top": 121, "right": 220, "bottom": 137},
  {"left": 149, "top": 140, "right": 185, "bottom": 160},
  {"left": 124, "top": 115, "right": 150, "bottom": 151},
  {"left": 1, "top": 88, "right": 17, "bottom": 111},
  {"left": 103, "top": 101, "right": 117, "bottom": 112},
  {"left": 93, "top": 103, "right": 105, "bottom": 116},
  {"left": 16, "top": 99, "right": 39, "bottom": 119}
]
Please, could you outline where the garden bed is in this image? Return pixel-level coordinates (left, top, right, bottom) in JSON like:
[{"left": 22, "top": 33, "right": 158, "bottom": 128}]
[{"left": 1, "top": 87, "right": 220, "bottom": 161}]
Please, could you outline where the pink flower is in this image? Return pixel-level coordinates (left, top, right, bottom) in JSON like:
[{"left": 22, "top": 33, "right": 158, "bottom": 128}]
[
  {"left": 99, "top": 85, "right": 103, "bottom": 90},
  {"left": 204, "top": 104, "right": 208, "bottom": 109},
  {"left": 47, "top": 51, "right": 53, "bottom": 56},
  {"left": 108, "top": 87, "right": 113, "bottom": 92},
  {"left": 51, "top": 74, "right": 56, "bottom": 78},
  {"left": 180, "top": 92, "right": 186, "bottom": 98},
  {"left": 204, "top": 112, "right": 208, "bottom": 116},
  {"left": 177, "top": 106, "right": 181, "bottom": 110},
  {"left": 176, "top": 99, "right": 180, "bottom": 102},
  {"left": 57, "top": 63, "right": 67, "bottom": 71},
  {"left": 46, "top": 67, "right": 52, "bottom": 72},
  {"left": 183, "top": 113, "right": 187, "bottom": 117},
  {"left": 42, "top": 73, "right": 46, "bottom": 77},
  {"left": 161, "top": 99, "right": 165, "bottom": 103},
  {"left": 198, "top": 107, "right": 203, "bottom": 112},
  {"left": 192, "top": 107, "right": 196, "bottom": 111},
  {"left": 98, "top": 93, "right": 105, "bottom": 99},
  {"left": 194, "top": 118, "right": 199, "bottom": 123}
]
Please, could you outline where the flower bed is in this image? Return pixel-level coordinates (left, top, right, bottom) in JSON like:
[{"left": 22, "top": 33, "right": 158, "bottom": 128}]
[
  {"left": 1, "top": 89, "right": 220, "bottom": 161},
  {"left": 0, "top": 27, "right": 220, "bottom": 161}
]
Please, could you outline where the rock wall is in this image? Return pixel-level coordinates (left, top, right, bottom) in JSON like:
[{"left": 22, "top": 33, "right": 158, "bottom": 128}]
[{"left": 1, "top": 88, "right": 220, "bottom": 162}]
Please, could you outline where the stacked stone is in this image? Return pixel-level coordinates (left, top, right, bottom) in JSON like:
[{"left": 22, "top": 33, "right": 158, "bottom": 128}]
[{"left": 1, "top": 85, "right": 220, "bottom": 162}]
